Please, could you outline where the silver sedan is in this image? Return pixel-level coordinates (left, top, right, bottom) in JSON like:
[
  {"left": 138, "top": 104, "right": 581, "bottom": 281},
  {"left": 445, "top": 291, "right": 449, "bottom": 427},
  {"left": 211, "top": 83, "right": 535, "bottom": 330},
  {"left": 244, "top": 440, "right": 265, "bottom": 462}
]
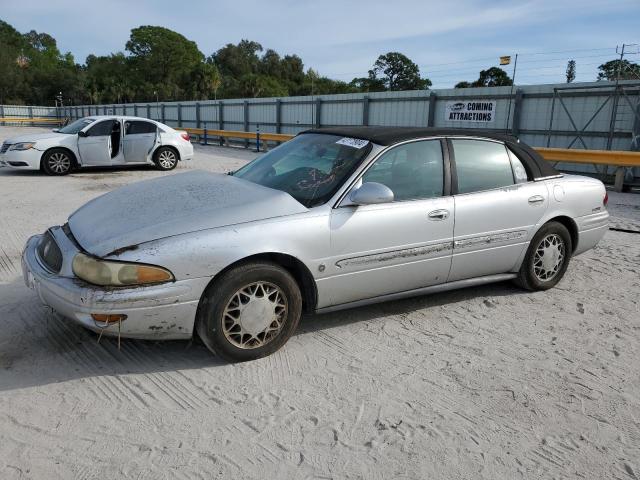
[{"left": 22, "top": 127, "right": 609, "bottom": 361}]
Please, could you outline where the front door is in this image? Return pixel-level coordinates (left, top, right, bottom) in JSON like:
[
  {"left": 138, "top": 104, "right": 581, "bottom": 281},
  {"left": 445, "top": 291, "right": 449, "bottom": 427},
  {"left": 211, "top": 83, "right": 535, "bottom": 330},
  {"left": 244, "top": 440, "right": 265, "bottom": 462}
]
[
  {"left": 77, "top": 119, "right": 116, "bottom": 166},
  {"left": 319, "top": 139, "right": 454, "bottom": 308},
  {"left": 123, "top": 120, "right": 158, "bottom": 163},
  {"left": 448, "top": 138, "right": 549, "bottom": 281}
]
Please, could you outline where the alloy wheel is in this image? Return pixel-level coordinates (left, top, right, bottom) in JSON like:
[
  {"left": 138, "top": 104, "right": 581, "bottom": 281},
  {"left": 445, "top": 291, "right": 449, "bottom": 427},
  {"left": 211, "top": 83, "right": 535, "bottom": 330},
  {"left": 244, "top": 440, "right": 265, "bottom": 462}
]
[
  {"left": 158, "top": 150, "right": 177, "bottom": 169},
  {"left": 48, "top": 152, "right": 71, "bottom": 174}
]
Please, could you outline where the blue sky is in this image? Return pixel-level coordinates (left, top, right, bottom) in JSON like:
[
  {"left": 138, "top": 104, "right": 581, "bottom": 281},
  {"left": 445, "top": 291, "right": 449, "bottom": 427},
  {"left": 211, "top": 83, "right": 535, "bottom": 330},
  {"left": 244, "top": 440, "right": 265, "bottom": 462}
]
[{"left": 2, "top": 0, "right": 639, "bottom": 88}]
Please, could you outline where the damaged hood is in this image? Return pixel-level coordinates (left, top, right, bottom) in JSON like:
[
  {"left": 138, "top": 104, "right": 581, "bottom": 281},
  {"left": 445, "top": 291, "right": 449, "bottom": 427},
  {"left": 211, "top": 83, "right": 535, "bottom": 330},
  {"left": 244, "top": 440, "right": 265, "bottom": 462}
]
[{"left": 68, "top": 170, "right": 308, "bottom": 257}]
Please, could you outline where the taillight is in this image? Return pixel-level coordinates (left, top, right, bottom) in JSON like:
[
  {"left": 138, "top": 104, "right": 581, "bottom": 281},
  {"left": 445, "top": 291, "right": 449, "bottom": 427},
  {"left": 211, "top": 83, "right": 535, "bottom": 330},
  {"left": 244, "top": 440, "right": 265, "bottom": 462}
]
[
  {"left": 603, "top": 192, "right": 608, "bottom": 207},
  {"left": 180, "top": 132, "right": 190, "bottom": 142}
]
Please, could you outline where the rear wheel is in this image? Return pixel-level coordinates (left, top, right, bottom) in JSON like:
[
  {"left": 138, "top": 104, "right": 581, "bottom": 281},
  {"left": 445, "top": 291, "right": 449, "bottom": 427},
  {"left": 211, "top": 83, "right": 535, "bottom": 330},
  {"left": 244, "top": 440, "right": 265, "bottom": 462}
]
[
  {"left": 515, "top": 221, "right": 572, "bottom": 291},
  {"left": 154, "top": 147, "right": 178, "bottom": 171},
  {"left": 196, "top": 261, "right": 302, "bottom": 362},
  {"left": 42, "top": 149, "right": 74, "bottom": 175}
]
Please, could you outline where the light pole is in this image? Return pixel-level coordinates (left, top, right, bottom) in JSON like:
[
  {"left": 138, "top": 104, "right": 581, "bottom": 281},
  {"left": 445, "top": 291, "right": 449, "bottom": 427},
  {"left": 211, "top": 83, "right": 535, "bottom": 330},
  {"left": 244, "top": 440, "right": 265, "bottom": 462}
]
[
  {"left": 154, "top": 90, "right": 159, "bottom": 120},
  {"left": 55, "top": 92, "right": 63, "bottom": 122}
]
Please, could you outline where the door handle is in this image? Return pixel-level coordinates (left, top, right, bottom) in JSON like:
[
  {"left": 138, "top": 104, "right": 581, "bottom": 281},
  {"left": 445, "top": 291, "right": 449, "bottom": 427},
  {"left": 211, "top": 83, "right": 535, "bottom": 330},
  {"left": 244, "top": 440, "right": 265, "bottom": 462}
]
[
  {"left": 428, "top": 209, "right": 449, "bottom": 220},
  {"left": 528, "top": 195, "right": 544, "bottom": 204}
]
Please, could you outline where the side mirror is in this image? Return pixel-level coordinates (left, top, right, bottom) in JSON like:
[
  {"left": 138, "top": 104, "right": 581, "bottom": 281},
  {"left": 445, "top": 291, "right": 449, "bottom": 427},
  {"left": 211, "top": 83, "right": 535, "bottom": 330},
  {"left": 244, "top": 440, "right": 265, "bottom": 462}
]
[
  {"left": 78, "top": 130, "right": 87, "bottom": 138},
  {"left": 350, "top": 182, "right": 394, "bottom": 205},
  {"left": 52, "top": 128, "right": 59, "bottom": 133}
]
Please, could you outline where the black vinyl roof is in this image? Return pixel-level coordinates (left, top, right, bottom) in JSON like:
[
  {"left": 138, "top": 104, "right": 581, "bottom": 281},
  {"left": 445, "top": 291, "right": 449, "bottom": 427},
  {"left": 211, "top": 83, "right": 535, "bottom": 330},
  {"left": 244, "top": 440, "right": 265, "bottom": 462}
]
[{"left": 302, "top": 126, "right": 558, "bottom": 179}]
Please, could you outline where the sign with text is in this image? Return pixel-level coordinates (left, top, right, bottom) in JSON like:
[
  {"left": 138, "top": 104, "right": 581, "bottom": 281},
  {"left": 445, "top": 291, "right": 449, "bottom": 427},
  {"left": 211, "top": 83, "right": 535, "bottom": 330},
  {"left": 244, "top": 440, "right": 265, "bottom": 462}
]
[{"left": 444, "top": 100, "right": 496, "bottom": 123}]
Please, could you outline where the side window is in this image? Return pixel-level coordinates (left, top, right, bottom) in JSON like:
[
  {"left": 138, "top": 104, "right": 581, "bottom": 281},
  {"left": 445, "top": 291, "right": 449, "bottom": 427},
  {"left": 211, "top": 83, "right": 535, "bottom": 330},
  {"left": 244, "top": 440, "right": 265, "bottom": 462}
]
[
  {"left": 507, "top": 149, "right": 529, "bottom": 183},
  {"left": 452, "top": 139, "right": 514, "bottom": 194},
  {"left": 126, "top": 121, "right": 157, "bottom": 135},
  {"left": 362, "top": 140, "right": 444, "bottom": 201},
  {"left": 86, "top": 120, "right": 115, "bottom": 137}
]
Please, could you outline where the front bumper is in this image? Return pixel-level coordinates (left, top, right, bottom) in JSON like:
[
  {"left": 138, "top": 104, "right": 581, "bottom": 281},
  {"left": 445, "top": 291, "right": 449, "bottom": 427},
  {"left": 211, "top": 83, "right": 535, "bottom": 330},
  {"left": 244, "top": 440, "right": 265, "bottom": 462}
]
[
  {"left": 22, "top": 228, "right": 206, "bottom": 340},
  {"left": 0, "top": 148, "right": 42, "bottom": 169}
]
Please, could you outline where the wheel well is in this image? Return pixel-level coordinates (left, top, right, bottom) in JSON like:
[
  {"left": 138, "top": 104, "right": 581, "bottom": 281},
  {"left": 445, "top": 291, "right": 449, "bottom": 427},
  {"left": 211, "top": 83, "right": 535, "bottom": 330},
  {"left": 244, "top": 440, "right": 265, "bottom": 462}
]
[
  {"left": 546, "top": 216, "right": 578, "bottom": 252},
  {"left": 208, "top": 253, "right": 318, "bottom": 313},
  {"left": 40, "top": 147, "right": 78, "bottom": 169},
  {"left": 154, "top": 145, "right": 180, "bottom": 161}
]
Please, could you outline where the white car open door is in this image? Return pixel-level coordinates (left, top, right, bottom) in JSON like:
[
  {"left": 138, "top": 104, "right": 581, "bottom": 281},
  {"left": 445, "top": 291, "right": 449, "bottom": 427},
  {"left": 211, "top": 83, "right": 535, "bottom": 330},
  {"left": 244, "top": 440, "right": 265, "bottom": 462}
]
[
  {"left": 123, "top": 120, "right": 158, "bottom": 163},
  {"left": 77, "top": 119, "right": 117, "bottom": 166}
]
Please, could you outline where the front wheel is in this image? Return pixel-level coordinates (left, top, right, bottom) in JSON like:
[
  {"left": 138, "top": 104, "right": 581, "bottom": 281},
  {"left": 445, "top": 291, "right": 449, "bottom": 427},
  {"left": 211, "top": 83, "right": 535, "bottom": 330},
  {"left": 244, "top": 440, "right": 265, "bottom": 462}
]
[
  {"left": 515, "top": 221, "right": 573, "bottom": 291},
  {"left": 196, "top": 261, "right": 302, "bottom": 362},
  {"left": 153, "top": 147, "right": 178, "bottom": 171},
  {"left": 42, "top": 149, "right": 74, "bottom": 175}
]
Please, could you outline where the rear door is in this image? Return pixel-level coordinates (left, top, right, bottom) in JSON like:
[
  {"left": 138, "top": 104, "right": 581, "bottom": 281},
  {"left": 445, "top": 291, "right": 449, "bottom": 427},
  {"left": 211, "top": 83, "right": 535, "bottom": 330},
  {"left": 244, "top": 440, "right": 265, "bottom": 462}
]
[
  {"left": 123, "top": 120, "right": 157, "bottom": 163},
  {"left": 448, "top": 138, "right": 548, "bottom": 281},
  {"left": 321, "top": 139, "right": 454, "bottom": 307},
  {"left": 77, "top": 119, "right": 116, "bottom": 166}
]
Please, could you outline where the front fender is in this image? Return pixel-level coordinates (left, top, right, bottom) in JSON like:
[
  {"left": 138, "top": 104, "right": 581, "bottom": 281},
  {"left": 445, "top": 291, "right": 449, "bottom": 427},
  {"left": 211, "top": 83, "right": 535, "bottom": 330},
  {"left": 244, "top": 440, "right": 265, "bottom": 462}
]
[{"left": 105, "top": 212, "right": 331, "bottom": 283}]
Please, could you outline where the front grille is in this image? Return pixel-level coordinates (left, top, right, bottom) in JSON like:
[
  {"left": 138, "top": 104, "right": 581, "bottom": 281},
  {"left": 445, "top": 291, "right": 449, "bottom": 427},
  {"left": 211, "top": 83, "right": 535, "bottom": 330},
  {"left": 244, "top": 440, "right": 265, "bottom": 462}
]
[
  {"left": 0, "top": 142, "right": 10, "bottom": 154},
  {"left": 37, "top": 231, "right": 63, "bottom": 273}
]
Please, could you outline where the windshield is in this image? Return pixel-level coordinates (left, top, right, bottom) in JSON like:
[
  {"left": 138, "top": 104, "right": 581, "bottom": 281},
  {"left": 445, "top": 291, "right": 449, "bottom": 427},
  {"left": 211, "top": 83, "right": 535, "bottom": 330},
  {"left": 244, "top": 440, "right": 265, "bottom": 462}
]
[
  {"left": 58, "top": 118, "right": 95, "bottom": 134},
  {"left": 233, "top": 133, "right": 372, "bottom": 207}
]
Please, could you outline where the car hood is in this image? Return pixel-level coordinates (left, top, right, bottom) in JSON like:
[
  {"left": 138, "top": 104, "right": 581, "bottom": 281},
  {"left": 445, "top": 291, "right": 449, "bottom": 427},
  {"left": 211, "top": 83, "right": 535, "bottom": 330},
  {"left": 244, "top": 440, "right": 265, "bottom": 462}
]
[
  {"left": 68, "top": 170, "right": 308, "bottom": 257},
  {"left": 6, "top": 132, "right": 67, "bottom": 143}
]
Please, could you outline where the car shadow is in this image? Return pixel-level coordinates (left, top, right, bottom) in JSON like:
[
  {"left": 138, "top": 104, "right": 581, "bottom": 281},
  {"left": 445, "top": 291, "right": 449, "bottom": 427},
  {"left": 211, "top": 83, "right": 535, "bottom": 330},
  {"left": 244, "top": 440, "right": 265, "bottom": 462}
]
[{"left": 0, "top": 276, "right": 528, "bottom": 393}]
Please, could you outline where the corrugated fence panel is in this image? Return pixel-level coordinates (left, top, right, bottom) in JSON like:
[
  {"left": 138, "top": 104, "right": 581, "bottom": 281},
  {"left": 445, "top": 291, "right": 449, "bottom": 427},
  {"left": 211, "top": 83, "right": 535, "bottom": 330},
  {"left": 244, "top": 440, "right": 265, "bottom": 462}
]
[
  {"left": 6, "top": 81, "right": 638, "bottom": 161},
  {"left": 281, "top": 101, "right": 314, "bottom": 128},
  {"left": 321, "top": 100, "right": 362, "bottom": 126}
]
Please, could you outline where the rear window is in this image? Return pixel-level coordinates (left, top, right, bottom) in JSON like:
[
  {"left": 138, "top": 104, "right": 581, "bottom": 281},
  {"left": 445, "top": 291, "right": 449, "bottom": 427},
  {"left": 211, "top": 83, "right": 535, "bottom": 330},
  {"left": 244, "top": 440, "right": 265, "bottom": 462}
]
[
  {"left": 126, "top": 121, "right": 156, "bottom": 135},
  {"left": 452, "top": 139, "right": 515, "bottom": 194}
]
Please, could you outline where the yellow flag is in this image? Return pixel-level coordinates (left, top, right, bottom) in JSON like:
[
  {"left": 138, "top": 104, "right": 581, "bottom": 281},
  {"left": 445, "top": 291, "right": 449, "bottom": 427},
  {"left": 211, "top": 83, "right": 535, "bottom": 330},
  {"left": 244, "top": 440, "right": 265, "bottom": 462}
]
[{"left": 500, "top": 56, "right": 511, "bottom": 66}]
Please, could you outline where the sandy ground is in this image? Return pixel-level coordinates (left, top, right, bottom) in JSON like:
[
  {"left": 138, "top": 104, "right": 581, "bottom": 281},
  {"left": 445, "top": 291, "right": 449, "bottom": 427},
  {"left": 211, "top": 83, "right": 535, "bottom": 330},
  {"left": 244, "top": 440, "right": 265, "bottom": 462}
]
[{"left": 0, "top": 126, "right": 639, "bottom": 479}]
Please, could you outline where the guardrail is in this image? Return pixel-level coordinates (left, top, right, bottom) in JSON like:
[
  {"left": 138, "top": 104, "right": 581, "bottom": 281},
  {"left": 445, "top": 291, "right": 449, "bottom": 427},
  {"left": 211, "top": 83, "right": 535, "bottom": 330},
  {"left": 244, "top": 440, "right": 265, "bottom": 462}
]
[
  {"left": 0, "top": 117, "right": 62, "bottom": 126},
  {"left": 536, "top": 147, "right": 640, "bottom": 191},
  {"left": 180, "top": 127, "right": 293, "bottom": 151}
]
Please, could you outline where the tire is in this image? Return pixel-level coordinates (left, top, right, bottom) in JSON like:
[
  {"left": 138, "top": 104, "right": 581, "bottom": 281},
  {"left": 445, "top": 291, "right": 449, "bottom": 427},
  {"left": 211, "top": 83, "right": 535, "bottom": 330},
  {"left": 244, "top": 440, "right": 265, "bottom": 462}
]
[
  {"left": 41, "top": 148, "right": 74, "bottom": 176},
  {"left": 515, "top": 221, "right": 573, "bottom": 291},
  {"left": 153, "top": 147, "right": 178, "bottom": 171},
  {"left": 196, "top": 261, "right": 303, "bottom": 362}
]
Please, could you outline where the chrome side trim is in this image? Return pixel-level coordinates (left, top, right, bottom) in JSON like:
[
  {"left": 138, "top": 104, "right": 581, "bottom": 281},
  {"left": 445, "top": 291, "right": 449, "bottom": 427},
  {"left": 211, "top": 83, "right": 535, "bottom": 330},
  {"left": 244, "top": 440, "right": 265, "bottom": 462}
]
[
  {"left": 534, "top": 174, "right": 564, "bottom": 182},
  {"left": 453, "top": 230, "right": 527, "bottom": 249},
  {"left": 335, "top": 241, "right": 453, "bottom": 269},
  {"left": 315, "top": 273, "right": 518, "bottom": 314}
]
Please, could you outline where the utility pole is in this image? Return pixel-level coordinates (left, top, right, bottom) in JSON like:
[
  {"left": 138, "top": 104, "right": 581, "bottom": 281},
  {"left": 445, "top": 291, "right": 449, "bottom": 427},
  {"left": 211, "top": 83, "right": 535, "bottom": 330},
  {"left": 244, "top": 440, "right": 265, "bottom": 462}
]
[
  {"left": 504, "top": 53, "right": 518, "bottom": 134},
  {"left": 608, "top": 44, "right": 627, "bottom": 149}
]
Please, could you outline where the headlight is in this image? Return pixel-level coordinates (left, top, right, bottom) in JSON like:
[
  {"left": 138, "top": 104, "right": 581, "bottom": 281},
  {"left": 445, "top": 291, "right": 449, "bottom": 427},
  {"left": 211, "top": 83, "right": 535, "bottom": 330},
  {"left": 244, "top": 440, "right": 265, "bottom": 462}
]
[
  {"left": 9, "top": 142, "right": 36, "bottom": 151},
  {"left": 72, "top": 253, "right": 174, "bottom": 287}
]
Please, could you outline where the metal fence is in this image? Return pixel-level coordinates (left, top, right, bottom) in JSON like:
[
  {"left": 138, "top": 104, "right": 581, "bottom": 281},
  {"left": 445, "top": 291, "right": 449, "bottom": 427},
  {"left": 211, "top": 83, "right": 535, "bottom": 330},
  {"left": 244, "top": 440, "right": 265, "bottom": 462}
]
[{"left": 3, "top": 80, "right": 639, "bottom": 178}]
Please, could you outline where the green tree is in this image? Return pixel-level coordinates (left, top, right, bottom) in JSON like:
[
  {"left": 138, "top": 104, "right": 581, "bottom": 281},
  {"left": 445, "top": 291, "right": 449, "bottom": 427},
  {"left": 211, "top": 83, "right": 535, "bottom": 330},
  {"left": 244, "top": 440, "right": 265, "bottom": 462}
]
[
  {"left": 367, "top": 52, "right": 431, "bottom": 91},
  {"left": 454, "top": 81, "right": 472, "bottom": 89},
  {"left": 349, "top": 76, "right": 385, "bottom": 92},
  {"left": 126, "top": 26, "right": 204, "bottom": 101},
  {"left": 238, "top": 74, "right": 288, "bottom": 98},
  {"left": 209, "top": 64, "right": 222, "bottom": 100},
  {"left": 566, "top": 60, "right": 576, "bottom": 83},
  {"left": 597, "top": 59, "right": 640, "bottom": 81},
  {"left": 0, "top": 20, "right": 26, "bottom": 103},
  {"left": 472, "top": 67, "right": 513, "bottom": 87}
]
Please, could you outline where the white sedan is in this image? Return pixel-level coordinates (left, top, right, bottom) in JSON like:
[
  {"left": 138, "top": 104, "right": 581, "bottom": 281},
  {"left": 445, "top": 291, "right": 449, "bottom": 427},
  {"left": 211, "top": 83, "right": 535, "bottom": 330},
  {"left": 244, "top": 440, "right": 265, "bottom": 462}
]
[{"left": 0, "top": 116, "right": 194, "bottom": 175}]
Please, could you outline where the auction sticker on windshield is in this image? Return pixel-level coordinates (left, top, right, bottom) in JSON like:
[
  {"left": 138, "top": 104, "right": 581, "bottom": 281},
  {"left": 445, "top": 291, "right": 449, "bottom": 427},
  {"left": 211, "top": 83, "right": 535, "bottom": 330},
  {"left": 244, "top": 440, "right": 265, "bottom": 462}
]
[{"left": 336, "top": 137, "right": 370, "bottom": 149}]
